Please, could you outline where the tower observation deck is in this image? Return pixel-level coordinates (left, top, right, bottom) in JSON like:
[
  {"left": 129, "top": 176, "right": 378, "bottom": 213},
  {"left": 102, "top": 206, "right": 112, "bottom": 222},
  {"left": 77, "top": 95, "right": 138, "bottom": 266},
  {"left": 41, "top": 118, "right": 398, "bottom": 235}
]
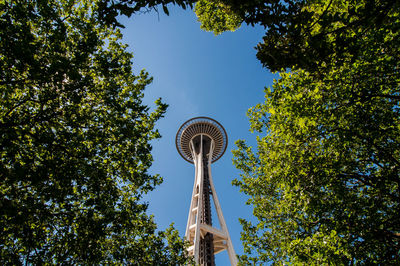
[{"left": 176, "top": 117, "right": 237, "bottom": 266}]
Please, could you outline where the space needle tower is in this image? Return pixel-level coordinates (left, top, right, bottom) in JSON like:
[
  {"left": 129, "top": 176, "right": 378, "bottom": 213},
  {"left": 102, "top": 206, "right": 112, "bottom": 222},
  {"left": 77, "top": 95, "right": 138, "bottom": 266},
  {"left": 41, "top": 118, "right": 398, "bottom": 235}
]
[{"left": 176, "top": 117, "right": 237, "bottom": 266}]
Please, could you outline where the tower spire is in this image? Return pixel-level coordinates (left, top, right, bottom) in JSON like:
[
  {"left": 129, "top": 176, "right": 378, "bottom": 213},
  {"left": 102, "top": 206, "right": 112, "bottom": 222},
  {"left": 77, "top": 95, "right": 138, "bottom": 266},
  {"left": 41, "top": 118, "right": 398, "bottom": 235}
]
[{"left": 176, "top": 117, "right": 237, "bottom": 266}]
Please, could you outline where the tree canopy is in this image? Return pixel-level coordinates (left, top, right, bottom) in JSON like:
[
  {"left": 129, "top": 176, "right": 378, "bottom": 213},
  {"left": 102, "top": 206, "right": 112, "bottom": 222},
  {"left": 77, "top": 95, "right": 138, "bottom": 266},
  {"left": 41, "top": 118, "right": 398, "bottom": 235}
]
[
  {"left": 0, "top": 0, "right": 190, "bottom": 264},
  {"left": 233, "top": 65, "right": 400, "bottom": 264},
  {"left": 195, "top": 0, "right": 399, "bottom": 72},
  {"left": 194, "top": 0, "right": 241, "bottom": 35},
  {"left": 220, "top": 0, "right": 400, "bottom": 264},
  {"left": 97, "top": 0, "right": 196, "bottom": 27}
]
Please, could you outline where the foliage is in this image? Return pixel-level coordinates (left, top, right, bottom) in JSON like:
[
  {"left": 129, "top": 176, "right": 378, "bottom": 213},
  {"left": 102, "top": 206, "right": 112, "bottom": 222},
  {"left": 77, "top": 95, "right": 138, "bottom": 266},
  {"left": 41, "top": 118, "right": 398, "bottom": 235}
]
[
  {"left": 253, "top": 0, "right": 400, "bottom": 73},
  {"left": 233, "top": 56, "right": 400, "bottom": 264},
  {"left": 194, "top": 0, "right": 241, "bottom": 35},
  {"left": 97, "top": 0, "right": 196, "bottom": 27},
  {"left": 193, "top": 0, "right": 400, "bottom": 73},
  {"left": 0, "top": 0, "right": 190, "bottom": 264}
]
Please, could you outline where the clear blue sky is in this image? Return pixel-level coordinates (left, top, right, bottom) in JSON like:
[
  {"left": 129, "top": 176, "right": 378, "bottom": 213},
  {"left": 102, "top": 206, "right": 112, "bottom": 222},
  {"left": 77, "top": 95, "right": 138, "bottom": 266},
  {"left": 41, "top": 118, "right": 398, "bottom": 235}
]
[{"left": 120, "top": 6, "right": 275, "bottom": 264}]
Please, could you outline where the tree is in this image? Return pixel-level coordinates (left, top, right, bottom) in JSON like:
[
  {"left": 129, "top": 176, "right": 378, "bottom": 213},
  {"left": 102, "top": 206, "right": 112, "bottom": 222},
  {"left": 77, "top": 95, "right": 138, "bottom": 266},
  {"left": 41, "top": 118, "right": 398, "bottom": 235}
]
[
  {"left": 97, "top": 0, "right": 196, "bottom": 27},
  {"left": 195, "top": 0, "right": 400, "bottom": 72},
  {"left": 0, "top": 0, "right": 190, "bottom": 264},
  {"left": 232, "top": 40, "right": 400, "bottom": 266},
  {"left": 194, "top": 0, "right": 241, "bottom": 35},
  {"left": 233, "top": 64, "right": 400, "bottom": 264}
]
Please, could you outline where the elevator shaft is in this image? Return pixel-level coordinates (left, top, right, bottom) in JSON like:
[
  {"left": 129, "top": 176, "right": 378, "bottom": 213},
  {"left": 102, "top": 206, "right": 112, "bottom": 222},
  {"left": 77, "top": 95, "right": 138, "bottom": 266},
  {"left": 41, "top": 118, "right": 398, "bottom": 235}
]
[
  {"left": 199, "top": 154, "right": 215, "bottom": 266},
  {"left": 192, "top": 134, "right": 215, "bottom": 266}
]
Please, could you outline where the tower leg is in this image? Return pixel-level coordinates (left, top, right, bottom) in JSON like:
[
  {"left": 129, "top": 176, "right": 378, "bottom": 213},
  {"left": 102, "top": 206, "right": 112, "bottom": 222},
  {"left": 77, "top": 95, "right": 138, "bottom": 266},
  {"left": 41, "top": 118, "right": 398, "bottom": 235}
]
[{"left": 207, "top": 149, "right": 238, "bottom": 265}]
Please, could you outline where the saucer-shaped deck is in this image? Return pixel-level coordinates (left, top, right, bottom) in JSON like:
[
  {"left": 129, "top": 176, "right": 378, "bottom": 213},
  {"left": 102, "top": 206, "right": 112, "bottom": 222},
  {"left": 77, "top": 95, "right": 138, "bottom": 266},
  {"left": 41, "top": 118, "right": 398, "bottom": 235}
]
[{"left": 176, "top": 117, "right": 228, "bottom": 164}]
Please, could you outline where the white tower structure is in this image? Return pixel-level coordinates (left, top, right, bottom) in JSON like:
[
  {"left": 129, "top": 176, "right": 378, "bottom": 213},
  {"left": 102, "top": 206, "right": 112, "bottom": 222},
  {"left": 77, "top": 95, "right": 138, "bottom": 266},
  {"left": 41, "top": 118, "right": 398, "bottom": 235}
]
[{"left": 176, "top": 117, "right": 237, "bottom": 266}]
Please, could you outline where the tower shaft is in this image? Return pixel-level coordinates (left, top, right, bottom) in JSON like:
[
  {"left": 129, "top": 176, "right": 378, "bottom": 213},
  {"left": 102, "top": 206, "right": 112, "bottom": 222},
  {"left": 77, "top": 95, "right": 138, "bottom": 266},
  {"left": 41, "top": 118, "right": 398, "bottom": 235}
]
[
  {"left": 199, "top": 154, "right": 215, "bottom": 266},
  {"left": 185, "top": 134, "right": 237, "bottom": 265}
]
